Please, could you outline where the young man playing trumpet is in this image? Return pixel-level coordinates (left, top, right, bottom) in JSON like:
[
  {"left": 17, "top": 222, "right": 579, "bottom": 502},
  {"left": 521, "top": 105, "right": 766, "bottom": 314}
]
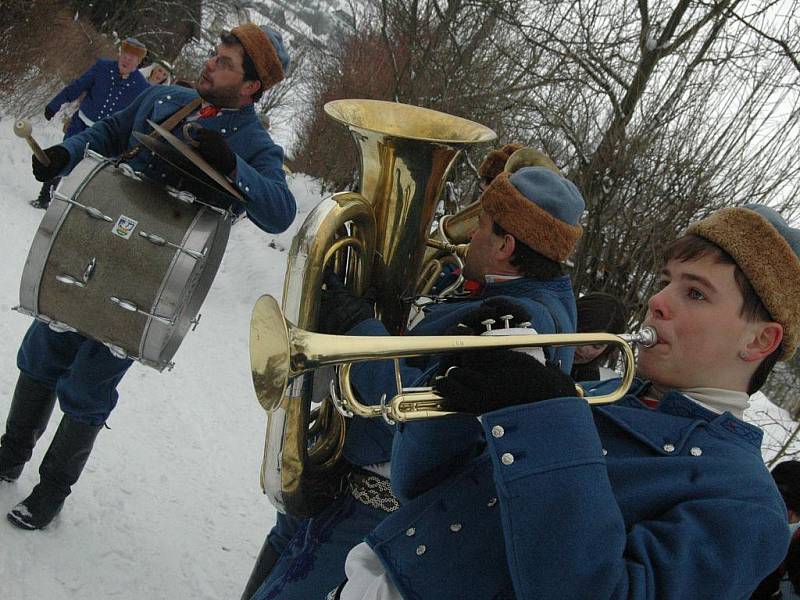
[
  {"left": 331, "top": 204, "right": 798, "bottom": 599},
  {"left": 244, "top": 151, "right": 586, "bottom": 600}
]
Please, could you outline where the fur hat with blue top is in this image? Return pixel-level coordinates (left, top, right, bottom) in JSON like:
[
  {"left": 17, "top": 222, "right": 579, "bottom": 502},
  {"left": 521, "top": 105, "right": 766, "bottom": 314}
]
[
  {"left": 230, "top": 23, "right": 290, "bottom": 90},
  {"left": 120, "top": 37, "right": 147, "bottom": 60},
  {"left": 480, "top": 165, "right": 585, "bottom": 263},
  {"left": 687, "top": 204, "right": 800, "bottom": 359}
]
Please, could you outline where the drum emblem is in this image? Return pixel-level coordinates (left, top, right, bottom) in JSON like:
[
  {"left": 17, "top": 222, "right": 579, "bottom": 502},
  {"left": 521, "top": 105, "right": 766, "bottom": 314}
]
[{"left": 113, "top": 215, "right": 139, "bottom": 239}]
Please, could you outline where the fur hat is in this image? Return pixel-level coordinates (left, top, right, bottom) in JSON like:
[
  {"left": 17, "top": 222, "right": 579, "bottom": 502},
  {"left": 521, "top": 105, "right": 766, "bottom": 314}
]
[
  {"left": 230, "top": 24, "right": 290, "bottom": 91},
  {"left": 120, "top": 37, "right": 147, "bottom": 60},
  {"left": 687, "top": 204, "right": 800, "bottom": 360},
  {"left": 772, "top": 460, "right": 800, "bottom": 513},
  {"left": 480, "top": 167, "right": 585, "bottom": 262},
  {"left": 478, "top": 143, "right": 523, "bottom": 181}
]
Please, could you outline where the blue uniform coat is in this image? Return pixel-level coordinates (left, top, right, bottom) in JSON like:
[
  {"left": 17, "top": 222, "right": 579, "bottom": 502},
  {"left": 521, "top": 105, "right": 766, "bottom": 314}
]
[
  {"left": 59, "top": 85, "right": 296, "bottom": 233},
  {"left": 254, "top": 276, "right": 577, "bottom": 599},
  {"left": 48, "top": 59, "right": 149, "bottom": 138},
  {"left": 366, "top": 379, "right": 788, "bottom": 599}
]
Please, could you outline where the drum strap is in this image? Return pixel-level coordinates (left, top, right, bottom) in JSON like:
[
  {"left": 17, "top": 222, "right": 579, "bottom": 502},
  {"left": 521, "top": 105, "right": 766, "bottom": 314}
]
[{"left": 122, "top": 97, "right": 203, "bottom": 160}]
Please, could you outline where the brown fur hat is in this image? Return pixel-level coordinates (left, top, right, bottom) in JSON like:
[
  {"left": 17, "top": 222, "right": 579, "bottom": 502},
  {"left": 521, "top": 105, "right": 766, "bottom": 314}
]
[
  {"left": 481, "top": 168, "right": 584, "bottom": 262},
  {"left": 231, "top": 23, "right": 287, "bottom": 91},
  {"left": 478, "top": 143, "right": 523, "bottom": 180},
  {"left": 687, "top": 206, "right": 800, "bottom": 360},
  {"left": 120, "top": 38, "right": 147, "bottom": 60}
]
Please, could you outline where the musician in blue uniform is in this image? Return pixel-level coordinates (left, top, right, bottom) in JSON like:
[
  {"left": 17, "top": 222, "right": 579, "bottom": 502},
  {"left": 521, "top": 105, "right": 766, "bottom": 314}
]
[
  {"left": 247, "top": 157, "right": 586, "bottom": 600},
  {"left": 333, "top": 204, "right": 800, "bottom": 600},
  {"left": 32, "top": 37, "right": 150, "bottom": 209},
  {"left": 0, "top": 24, "right": 295, "bottom": 531}
]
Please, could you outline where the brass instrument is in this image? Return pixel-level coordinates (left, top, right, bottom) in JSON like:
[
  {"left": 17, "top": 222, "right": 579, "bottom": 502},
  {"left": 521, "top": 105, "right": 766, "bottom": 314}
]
[
  {"left": 251, "top": 294, "right": 658, "bottom": 422},
  {"left": 256, "top": 99, "right": 496, "bottom": 516},
  {"left": 416, "top": 146, "right": 563, "bottom": 297}
]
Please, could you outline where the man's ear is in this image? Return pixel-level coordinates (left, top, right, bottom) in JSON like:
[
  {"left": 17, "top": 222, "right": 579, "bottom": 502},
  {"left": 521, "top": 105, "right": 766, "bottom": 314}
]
[
  {"left": 242, "top": 79, "right": 261, "bottom": 99},
  {"left": 497, "top": 233, "right": 516, "bottom": 262},
  {"left": 742, "top": 322, "right": 783, "bottom": 362}
]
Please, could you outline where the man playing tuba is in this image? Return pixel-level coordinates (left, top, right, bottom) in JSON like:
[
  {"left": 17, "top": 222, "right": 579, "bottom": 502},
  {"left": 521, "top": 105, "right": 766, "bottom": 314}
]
[{"left": 245, "top": 148, "right": 586, "bottom": 600}]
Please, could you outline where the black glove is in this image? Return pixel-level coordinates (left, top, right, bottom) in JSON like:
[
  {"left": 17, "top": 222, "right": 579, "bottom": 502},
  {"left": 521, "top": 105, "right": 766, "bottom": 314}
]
[
  {"left": 194, "top": 128, "right": 236, "bottom": 176},
  {"left": 318, "top": 273, "right": 375, "bottom": 334},
  {"left": 44, "top": 106, "right": 55, "bottom": 121},
  {"left": 32, "top": 146, "right": 70, "bottom": 182},
  {"left": 433, "top": 349, "right": 576, "bottom": 414}
]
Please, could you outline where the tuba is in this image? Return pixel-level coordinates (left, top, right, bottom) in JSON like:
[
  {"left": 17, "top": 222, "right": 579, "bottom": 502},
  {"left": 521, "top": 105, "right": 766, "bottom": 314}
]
[{"left": 257, "top": 99, "right": 496, "bottom": 517}]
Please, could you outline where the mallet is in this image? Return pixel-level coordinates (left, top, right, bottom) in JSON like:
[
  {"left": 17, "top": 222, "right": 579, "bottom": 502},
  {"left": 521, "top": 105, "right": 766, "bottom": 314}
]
[{"left": 13, "top": 119, "right": 50, "bottom": 166}]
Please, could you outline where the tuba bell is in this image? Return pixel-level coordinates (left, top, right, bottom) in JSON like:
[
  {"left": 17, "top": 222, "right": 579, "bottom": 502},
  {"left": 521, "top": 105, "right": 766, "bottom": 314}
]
[{"left": 256, "top": 99, "right": 496, "bottom": 517}]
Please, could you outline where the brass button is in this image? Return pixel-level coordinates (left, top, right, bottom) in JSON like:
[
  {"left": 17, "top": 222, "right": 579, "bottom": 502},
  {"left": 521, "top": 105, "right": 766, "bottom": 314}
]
[
  {"left": 501, "top": 453, "right": 514, "bottom": 465},
  {"left": 487, "top": 497, "right": 498, "bottom": 507},
  {"left": 450, "top": 523, "right": 462, "bottom": 532},
  {"left": 491, "top": 425, "right": 505, "bottom": 438},
  {"left": 690, "top": 447, "right": 702, "bottom": 457},
  {"left": 416, "top": 544, "right": 426, "bottom": 556},
  {"left": 405, "top": 527, "right": 415, "bottom": 537},
  {"left": 663, "top": 443, "right": 675, "bottom": 453}
]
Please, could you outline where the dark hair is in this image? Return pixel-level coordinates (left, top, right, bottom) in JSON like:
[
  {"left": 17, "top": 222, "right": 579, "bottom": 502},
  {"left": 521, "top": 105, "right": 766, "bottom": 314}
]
[
  {"left": 663, "top": 234, "right": 781, "bottom": 394},
  {"left": 772, "top": 460, "right": 800, "bottom": 513},
  {"left": 219, "top": 32, "right": 264, "bottom": 101},
  {"left": 492, "top": 221, "right": 563, "bottom": 279},
  {"left": 577, "top": 292, "right": 627, "bottom": 334}
]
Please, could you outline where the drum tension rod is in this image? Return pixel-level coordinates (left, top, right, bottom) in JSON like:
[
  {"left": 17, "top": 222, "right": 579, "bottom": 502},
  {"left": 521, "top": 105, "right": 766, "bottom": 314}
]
[{"left": 109, "top": 296, "right": 174, "bottom": 326}]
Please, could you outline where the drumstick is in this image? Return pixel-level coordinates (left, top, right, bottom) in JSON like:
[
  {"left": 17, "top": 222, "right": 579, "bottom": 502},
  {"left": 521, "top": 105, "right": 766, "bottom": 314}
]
[{"left": 13, "top": 119, "right": 50, "bottom": 166}]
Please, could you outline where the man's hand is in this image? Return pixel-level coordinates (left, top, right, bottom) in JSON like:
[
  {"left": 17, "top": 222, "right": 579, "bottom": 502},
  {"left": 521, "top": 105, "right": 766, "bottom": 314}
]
[
  {"left": 318, "top": 273, "right": 375, "bottom": 334},
  {"left": 32, "top": 146, "right": 69, "bottom": 182},
  {"left": 194, "top": 129, "right": 236, "bottom": 176},
  {"left": 44, "top": 106, "right": 55, "bottom": 121},
  {"left": 433, "top": 349, "right": 577, "bottom": 414}
]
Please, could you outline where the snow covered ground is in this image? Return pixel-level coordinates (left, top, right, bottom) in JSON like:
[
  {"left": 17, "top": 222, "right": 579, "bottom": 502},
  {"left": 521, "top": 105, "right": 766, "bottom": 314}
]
[{"left": 0, "top": 113, "right": 322, "bottom": 599}]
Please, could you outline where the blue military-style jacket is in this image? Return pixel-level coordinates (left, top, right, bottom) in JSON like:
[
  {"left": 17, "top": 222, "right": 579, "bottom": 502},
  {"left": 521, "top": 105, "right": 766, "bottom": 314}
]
[
  {"left": 367, "top": 379, "right": 788, "bottom": 599},
  {"left": 58, "top": 85, "right": 296, "bottom": 234},
  {"left": 48, "top": 59, "right": 149, "bottom": 138},
  {"left": 344, "top": 275, "right": 578, "bottom": 466}
]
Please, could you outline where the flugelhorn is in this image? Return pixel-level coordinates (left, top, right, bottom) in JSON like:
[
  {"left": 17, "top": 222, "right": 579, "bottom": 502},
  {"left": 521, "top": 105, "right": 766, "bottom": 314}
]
[{"left": 251, "top": 294, "right": 657, "bottom": 423}]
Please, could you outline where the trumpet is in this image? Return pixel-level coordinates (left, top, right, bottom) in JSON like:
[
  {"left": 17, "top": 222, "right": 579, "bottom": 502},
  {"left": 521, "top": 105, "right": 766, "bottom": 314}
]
[{"left": 250, "top": 294, "right": 657, "bottom": 423}]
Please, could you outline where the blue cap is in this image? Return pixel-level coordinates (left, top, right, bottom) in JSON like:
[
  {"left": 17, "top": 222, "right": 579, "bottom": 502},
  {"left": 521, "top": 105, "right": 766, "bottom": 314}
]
[
  {"left": 509, "top": 166, "right": 585, "bottom": 225},
  {"left": 263, "top": 26, "right": 291, "bottom": 74}
]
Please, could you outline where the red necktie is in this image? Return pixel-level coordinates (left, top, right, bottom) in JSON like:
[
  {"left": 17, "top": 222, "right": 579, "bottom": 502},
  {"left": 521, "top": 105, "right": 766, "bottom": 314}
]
[{"left": 197, "top": 105, "right": 221, "bottom": 119}]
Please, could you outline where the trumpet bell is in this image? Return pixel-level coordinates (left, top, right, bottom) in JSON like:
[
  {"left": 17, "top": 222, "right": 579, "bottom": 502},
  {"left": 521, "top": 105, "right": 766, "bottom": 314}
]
[{"left": 250, "top": 295, "right": 291, "bottom": 412}]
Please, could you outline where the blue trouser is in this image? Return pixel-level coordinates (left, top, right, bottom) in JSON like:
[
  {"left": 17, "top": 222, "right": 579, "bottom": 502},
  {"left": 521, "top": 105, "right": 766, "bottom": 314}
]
[
  {"left": 251, "top": 494, "right": 388, "bottom": 600},
  {"left": 17, "top": 321, "right": 133, "bottom": 426}
]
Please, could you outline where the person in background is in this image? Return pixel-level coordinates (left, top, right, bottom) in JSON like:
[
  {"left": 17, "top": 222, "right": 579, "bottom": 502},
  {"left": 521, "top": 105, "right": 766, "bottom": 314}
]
[
  {"left": 571, "top": 291, "right": 627, "bottom": 382},
  {"left": 143, "top": 58, "right": 173, "bottom": 85},
  {"left": 752, "top": 460, "right": 800, "bottom": 599},
  {"left": 32, "top": 37, "right": 149, "bottom": 209},
  {"left": 0, "top": 24, "right": 295, "bottom": 531}
]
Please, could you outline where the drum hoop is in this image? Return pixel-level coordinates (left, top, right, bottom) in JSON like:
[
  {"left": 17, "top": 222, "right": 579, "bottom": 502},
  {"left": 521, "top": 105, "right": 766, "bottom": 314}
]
[{"left": 139, "top": 206, "right": 210, "bottom": 361}]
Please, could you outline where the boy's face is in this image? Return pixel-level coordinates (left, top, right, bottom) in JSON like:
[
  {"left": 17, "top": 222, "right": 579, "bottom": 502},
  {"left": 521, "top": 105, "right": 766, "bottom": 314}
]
[{"left": 637, "top": 254, "right": 768, "bottom": 392}]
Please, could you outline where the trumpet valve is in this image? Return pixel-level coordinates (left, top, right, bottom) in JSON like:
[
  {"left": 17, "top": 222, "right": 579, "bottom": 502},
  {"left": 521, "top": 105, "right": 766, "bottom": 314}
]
[
  {"left": 499, "top": 314, "right": 513, "bottom": 329},
  {"left": 481, "top": 318, "right": 496, "bottom": 332}
]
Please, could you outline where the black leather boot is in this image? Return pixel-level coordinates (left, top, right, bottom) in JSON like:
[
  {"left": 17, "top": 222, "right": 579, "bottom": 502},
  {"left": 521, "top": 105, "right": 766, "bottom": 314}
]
[
  {"left": 0, "top": 373, "right": 57, "bottom": 482},
  {"left": 30, "top": 178, "right": 58, "bottom": 209},
  {"left": 7, "top": 415, "right": 101, "bottom": 530}
]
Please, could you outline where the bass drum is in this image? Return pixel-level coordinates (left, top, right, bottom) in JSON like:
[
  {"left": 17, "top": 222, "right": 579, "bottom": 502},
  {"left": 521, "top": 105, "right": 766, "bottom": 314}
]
[{"left": 18, "top": 152, "right": 231, "bottom": 371}]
